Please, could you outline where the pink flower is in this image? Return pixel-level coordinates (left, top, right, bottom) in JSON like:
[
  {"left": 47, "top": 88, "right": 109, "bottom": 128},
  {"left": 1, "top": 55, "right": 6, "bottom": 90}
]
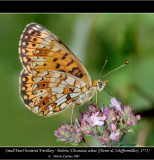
[
  {"left": 111, "top": 124, "right": 117, "bottom": 132},
  {"left": 75, "top": 118, "right": 80, "bottom": 127},
  {"left": 109, "top": 132, "right": 120, "bottom": 141},
  {"left": 126, "top": 120, "right": 132, "bottom": 126},
  {"left": 84, "top": 112, "right": 106, "bottom": 127},
  {"left": 54, "top": 98, "right": 141, "bottom": 146},
  {"left": 101, "top": 107, "right": 110, "bottom": 116},
  {"left": 110, "top": 97, "right": 122, "bottom": 112},
  {"left": 136, "top": 115, "right": 141, "bottom": 120}
]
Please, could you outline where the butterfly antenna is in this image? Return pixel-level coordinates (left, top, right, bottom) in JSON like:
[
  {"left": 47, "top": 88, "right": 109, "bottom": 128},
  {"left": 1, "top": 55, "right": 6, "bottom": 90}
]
[
  {"left": 104, "top": 88, "right": 112, "bottom": 97},
  {"left": 99, "top": 56, "right": 108, "bottom": 79},
  {"left": 101, "top": 61, "right": 128, "bottom": 79}
]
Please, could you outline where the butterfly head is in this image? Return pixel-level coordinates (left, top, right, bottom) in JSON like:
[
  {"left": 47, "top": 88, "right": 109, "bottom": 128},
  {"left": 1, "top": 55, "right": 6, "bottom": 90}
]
[
  {"left": 95, "top": 59, "right": 128, "bottom": 92},
  {"left": 93, "top": 79, "right": 109, "bottom": 92}
]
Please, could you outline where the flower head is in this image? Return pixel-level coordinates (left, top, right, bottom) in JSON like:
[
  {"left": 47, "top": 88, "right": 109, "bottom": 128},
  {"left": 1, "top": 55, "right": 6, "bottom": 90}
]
[
  {"left": 83, "top": 112, "right": 106, "bottom": 127},
  {"left": 54, "top": 122, "right": 83, "bottom": 145},
  {"left": 54, "top": 97, "right": 141, "bottom": 146}
]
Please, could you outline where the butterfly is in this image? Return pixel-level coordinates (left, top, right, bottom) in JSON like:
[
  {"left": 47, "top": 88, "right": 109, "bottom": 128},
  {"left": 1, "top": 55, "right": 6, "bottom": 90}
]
[{"left": 19, "top": 23, "right": 127, "bottom": 125}]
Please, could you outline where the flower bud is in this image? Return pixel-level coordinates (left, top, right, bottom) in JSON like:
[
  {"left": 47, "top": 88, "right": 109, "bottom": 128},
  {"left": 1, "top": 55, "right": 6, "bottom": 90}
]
[
  {"left": 126, "top": 120, "right": 132, "bottom": 126},
  {"left": 87, "top": 104, "right": 98, "bottom": 113},
  {"left": 111, "top": 124, "right": 117, "bottom": 132},
  {"left": 112, "top": 116, "right": 116, "bottom": 122},
  {"left": 124, "top": 105, "right": 133, "bottom": 114},
  {"left": 98, "top": 130, "right": 111, "bottom": 143},
  {"left": 136, "top": 115, "right": 141, "bottom": 120}
]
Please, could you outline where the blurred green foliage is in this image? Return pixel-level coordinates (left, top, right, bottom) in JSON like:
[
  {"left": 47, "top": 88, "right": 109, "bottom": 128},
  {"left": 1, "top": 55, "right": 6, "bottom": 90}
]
[{"left": 0, "top": 14, "right": 154, "bottom": 146}]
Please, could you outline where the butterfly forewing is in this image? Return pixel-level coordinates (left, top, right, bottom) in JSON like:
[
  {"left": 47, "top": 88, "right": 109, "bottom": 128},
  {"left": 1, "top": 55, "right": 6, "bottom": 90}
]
[
  {"left": 19, "top": 23, "right": 92, "bottom": 87},
  {"left": 19, "top": 23, "right": 92, "bottom": 116}
]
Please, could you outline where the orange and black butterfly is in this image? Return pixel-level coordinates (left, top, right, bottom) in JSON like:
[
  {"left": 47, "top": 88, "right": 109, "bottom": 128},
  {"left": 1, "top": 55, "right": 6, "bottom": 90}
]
[{"left": 19, "top": 23, "right": 127, "bottom": 122}]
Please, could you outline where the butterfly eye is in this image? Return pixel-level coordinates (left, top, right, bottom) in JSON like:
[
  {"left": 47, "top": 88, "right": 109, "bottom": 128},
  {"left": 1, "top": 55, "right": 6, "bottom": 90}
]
[
  {"left": 97, "top": 82, "right": 103, "bottom": 91},
  {"left": 98, "top": 82, "right": 102, "bottom": 89}
]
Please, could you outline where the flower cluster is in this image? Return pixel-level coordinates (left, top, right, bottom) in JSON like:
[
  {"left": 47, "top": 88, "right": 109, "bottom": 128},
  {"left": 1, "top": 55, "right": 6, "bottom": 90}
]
[
  {"left": 54, "top": 122, "right": 83, "bottom": 144},
  {"left": 54, "top": 97, "right": 141, "bottom": 146}
]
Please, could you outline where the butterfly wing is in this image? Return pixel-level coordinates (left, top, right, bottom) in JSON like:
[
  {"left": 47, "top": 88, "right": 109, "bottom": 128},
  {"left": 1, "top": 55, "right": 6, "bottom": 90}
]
[
  {"left": 19, "top": 23, "right": 91, "bottom": 116},
  {"left": 20, "top": 69, "right": 87, "bottom": 116},
  {"left": 19, "top": 23, "right": 92, "bottom": 87}
]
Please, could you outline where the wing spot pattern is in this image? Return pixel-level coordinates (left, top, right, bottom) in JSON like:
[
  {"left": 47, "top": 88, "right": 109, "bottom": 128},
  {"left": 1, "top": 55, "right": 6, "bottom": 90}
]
[{"left": 19, "top": 23, "right": 91, "bottom": 116}]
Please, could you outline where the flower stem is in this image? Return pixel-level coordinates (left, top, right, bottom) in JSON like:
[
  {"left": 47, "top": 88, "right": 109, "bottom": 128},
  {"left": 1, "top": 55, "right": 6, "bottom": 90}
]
[
  {"left": 82, "top": 136, "right": 88, "bottom": 146},
  {"left": 118, "top": 132, "right": 126, "bottom": 146}
]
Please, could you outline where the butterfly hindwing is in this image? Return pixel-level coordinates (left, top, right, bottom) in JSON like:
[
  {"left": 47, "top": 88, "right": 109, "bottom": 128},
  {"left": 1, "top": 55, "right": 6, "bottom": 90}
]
[
  {"left": 20, "top": 69, "right": 35, "bottom": 107},
  {"left": 20, "top": 69, "right": 87, "bottom": 116}
]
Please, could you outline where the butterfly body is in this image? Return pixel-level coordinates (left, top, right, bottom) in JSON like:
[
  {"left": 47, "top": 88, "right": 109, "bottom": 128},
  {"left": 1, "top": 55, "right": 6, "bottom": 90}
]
[
  {"left": 75, "top": 79, "right": 108, "bottom": 105},
  {"left": 19, "top": 23, "right": 108, "bottom": 116}
]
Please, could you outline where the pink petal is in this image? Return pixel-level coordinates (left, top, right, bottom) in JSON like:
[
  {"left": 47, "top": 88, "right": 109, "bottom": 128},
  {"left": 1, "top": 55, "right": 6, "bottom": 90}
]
[
  {"left": 110, "top": 97, "right": 122, "bottom": 111},
  {"left": 109, "top": 132, "right": 120, "bottom": 141}
]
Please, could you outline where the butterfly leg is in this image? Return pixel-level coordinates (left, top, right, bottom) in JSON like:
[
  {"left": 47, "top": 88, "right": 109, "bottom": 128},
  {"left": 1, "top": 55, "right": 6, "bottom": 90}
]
[
  {"left": 95, "top": 90, "right": 99, "bottom": 110},
  {"left": 77, "top": 105, "right": 82, "bottom": 114},
  {"left": 90, "top": 99, "right": 93, "bottom": 105},
  {"left": 70, "top": 103, "right": 75, "bottom": 131}
]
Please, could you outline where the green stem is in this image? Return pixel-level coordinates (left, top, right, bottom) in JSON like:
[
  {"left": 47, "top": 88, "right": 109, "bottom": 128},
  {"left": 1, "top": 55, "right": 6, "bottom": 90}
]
[
  {"left": 82, "top": 136, "right": 88, "bottom": 146},
  {"left": 118, "top": 132, "right": 126, "bottom": 146}
]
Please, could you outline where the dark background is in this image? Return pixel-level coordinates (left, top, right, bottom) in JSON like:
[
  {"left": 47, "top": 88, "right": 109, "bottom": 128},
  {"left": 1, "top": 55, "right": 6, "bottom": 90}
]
[{"left": 0, "top": 14, "right": 154, "bottom": 146}]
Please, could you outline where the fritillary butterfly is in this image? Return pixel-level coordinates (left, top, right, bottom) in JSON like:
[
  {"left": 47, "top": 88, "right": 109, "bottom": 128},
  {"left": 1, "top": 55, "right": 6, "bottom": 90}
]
[{"left": 19, "top": 23, "right": 109, "bottom": 121}]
